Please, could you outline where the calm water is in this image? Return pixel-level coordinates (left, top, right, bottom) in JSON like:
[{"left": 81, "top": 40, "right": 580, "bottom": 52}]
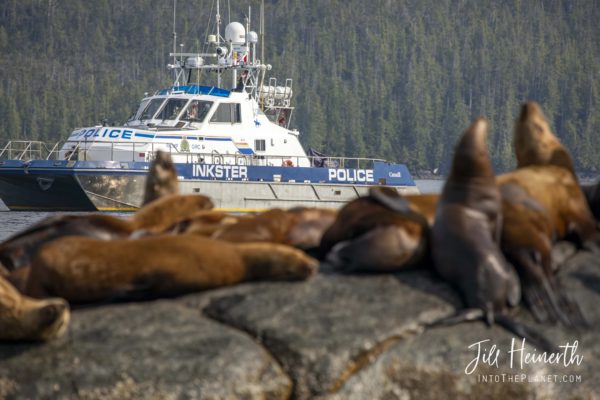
[{"left": 0, "top": 180, "right": 444, "bottom": 241}]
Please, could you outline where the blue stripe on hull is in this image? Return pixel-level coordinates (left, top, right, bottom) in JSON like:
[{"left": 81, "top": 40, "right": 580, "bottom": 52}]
[{"left": 0, "top": 160, "right": 416, "bottom": 186}]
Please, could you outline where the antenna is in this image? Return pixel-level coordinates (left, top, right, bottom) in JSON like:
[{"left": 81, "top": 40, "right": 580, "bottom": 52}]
[
  {"left": 172, "top": 0, "right": 177, "bottom": 81},
  {"left": 216, "top": 0, "right": 221, "bottom": 87},
  {"left": 260, "top": 0, "right": 265, "bottom": 64}
]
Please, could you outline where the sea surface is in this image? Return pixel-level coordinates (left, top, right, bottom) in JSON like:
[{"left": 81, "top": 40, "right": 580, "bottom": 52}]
[{"left": 0, "top": 179, "right": 445, "bottom": 241}]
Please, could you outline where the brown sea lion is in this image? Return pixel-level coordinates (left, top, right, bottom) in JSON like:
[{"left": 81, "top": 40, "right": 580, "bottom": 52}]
[
  {"left": 0, "top": 274, "right": 69, "bottom": 341},
  {"left": 0, "top": 214, "right": 133, "bottom": 271},
  {"left": 513, "top": 101, "right": 599, "bottom": 226},
  {"left": 142, "top": 150, "right": 179, "bottom": 205},
  {"left": 284, "top": 207, "right": 338, "bottom": 250},
  {"left": 211, "top": 209, "right": 293, "bottom": 243},
  {"left": 498, "top": 179, "right": 587, "bottom": 327},
  {"left": 514, "top": 101, "right": 576, "bottom": 175},
  {"left": 131, "top": 194, "right": 214, "bottom": 234},
  {"left": 498, "top": 166, "right": 600, "bottom": 254},
  {"left": 24, "top": 235, "right": 318, "bottom": 303},
  {"left": 318, "top": 188, "right": 432, "bottom": 272},
  {"left": 429, "top": 118, "right": 554, "bottom": 347},
  {"left": 161, "top": 210, "right": 244, "bottom": 237},
  {"left": 210, "top": 208, "right": 336, "bottom": 251}
]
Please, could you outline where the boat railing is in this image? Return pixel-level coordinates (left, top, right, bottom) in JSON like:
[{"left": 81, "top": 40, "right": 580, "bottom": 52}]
[
  {"left": 0, "top": 141, "right": 63, "bottom": 160},
  {"left": 0, "top": 139, "right": 386, "bottom": 169}
]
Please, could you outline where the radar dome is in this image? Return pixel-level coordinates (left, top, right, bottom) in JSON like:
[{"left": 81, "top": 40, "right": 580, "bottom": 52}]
[
  {"left": 247, "top": 31, "right": 258, "bottom": 44},
  {"left": 225, "top": 22, "right": 246, "bottom": 44}
]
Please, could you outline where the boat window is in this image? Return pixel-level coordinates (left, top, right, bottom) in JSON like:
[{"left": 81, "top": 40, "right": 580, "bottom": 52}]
[
  {"left": 181, "top": 100, "right": 213, "bottom": 123},
  {"left": 255, "top": 139, "right": 266, "bottom": 152},
  {"left": 156, "top": 98, "right": 189, "bottom": 120},
  {"left": 210, "top": 103, "right": 242, "bottom": 124},
  {"left": 139, "top": 98, "right": 165, "bottom": 120},
  {"left": 130, "top": 99, "right": 149, "bottom": 121}
]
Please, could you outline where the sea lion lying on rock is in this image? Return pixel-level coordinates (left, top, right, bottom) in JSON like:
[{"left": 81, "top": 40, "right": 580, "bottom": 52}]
[
  {"left": 431, "top": 118, "right": 552, "bottom": 348},
  {"left": 0, "top": 194, "right": 214, "bottom": 272},
  {"left": 24, "top": 235, "right": 318, "bottom": 303},
  {"left": 160, "top": 210, "right": 244, "bottom": 237},
  {"left": 318, "top": 188, "right": 433, "bottom": 272},
  {"left": 211, "top": 208, "right": 337, "bottom": 251},
  {"left": 142, "top": 150, "right": 179, "bottom": 205},
  {"left": 131, "top": 194, "right": 214, "bottom": 234},
  {"left": 0, "top": 274, "right": 69, "bottom": 341},
  {"left": 0, "top": 214, "right": 133, "bottom": 271}
]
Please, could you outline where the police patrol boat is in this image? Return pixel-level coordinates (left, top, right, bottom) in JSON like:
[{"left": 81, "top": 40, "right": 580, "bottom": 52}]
[{"left": 0, "top": 6, "right": 418, "bottom": 212}]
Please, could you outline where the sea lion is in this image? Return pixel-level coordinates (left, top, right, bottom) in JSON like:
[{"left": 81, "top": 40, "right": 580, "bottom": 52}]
[
  {"left": 161, "top": 210, "right": 244, "bottom": 237},
  {"left": 498, "top": 179, "right": 587, "bottom": 327},
  {"left": 431, "top": 118, "right": 547, "bottom": 343},
  {"left": 498, "top": 166, "right": 600, "bottom": 254},
  {"left": 24, "top": 235, "right": 318, "bottom": 303},
  {"left": 318, "top": 188, "right": 432, "bottom": 272},
  {"left": 514, "top": 101, "right": 576, "bottom": 175},
  {"left": 0, "top": 274, "right": 69, "bottom": 341},
  {"left": 142, "top": 150, "right": 179, "bottom": 205},
  {"left": 284, "top": 207, "right": 338, "bottom": 250},
  {"left": 210, "top": 208, "right": 337, "bottom": 251},
  {"left": 0, "top": 214, "right": 133, "bottom": 271},
  {"left": 131, "top": 194, "right": 214, "bottom": 234},
  {"left": 0, "top": 194, "right": 214, "bottom": 271}
]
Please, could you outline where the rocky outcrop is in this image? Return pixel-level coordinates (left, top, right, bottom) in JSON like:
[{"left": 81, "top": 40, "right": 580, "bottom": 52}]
[{"left": 1, "top": 248, "right": 599, "bottom": 399}]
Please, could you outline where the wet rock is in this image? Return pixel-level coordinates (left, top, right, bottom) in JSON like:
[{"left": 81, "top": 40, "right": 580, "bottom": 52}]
[
  {"left": 1, "top": 249, "right": 598, "bottom": 400},
  {"left": 204, "top": 270, "right": 460, "bottom": 399},
  {"left": 0, "top": 300, "right": 291, "bottom": 399},
  {"left": 317, "top": 250, "right": 600, "bottom": 400}
]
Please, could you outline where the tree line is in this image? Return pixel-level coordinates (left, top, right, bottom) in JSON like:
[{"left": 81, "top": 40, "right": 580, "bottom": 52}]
[{"left": 0, "top": 0, "right": 598, "bottom": 174}]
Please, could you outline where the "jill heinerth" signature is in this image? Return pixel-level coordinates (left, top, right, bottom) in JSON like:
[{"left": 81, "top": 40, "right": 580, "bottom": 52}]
[{"left": 465, "top": 338, "right": 583, "bottom": 375}]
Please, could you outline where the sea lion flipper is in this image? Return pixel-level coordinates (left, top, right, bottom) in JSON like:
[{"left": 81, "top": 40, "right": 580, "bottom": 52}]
[
  {"left": 368, "top": 187, "right": 429, "bottom": 228},
  {"left": 494, "top": 314, "right": 557, "bottom": 353},
  {"left": 368, "top": 187, "right": 411, "bottom": 213},
  {"left": 554, "top": 283, "right": 590, "bottom": 329},
  {"left": 522, "top": 282, "right": 552, "bottom": 323}
]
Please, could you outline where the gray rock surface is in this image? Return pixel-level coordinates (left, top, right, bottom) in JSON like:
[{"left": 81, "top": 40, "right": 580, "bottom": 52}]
[
  {"left": 0, "top": 300, "right": 291, "bottom": 399},
  {"left": 1, "top": 248, "right": 599, "bottom": 400}
]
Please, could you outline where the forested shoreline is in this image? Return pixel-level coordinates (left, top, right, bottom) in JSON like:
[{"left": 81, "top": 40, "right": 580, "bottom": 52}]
[{"left": 0, "top": 0, "right": 598, "bottom": 174}]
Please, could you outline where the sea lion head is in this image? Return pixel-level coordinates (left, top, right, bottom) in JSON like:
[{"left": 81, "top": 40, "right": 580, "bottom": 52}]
[
  {"left": 448, "top": 117, "right": 494, "bottom": 183},
  {"left": 0, "top": 276, "right": 70, "bottom": 341},
  {"left": 514, "top": 102, "right": 575, "bottom": 173},
  {"left": 143, "top": 150, "right": 179, "bottom": 205}
]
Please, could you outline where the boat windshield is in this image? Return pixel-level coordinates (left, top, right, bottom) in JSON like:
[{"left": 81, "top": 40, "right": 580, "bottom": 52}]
[
  {"left": 139, "top": 98, "right": 165, "bottom": 120},
  {"left": 156, "top": 98, "right": 188, "bottom": 120},
  {"left": 180, "top": 100, "right": 213, "bottom": 123}
]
